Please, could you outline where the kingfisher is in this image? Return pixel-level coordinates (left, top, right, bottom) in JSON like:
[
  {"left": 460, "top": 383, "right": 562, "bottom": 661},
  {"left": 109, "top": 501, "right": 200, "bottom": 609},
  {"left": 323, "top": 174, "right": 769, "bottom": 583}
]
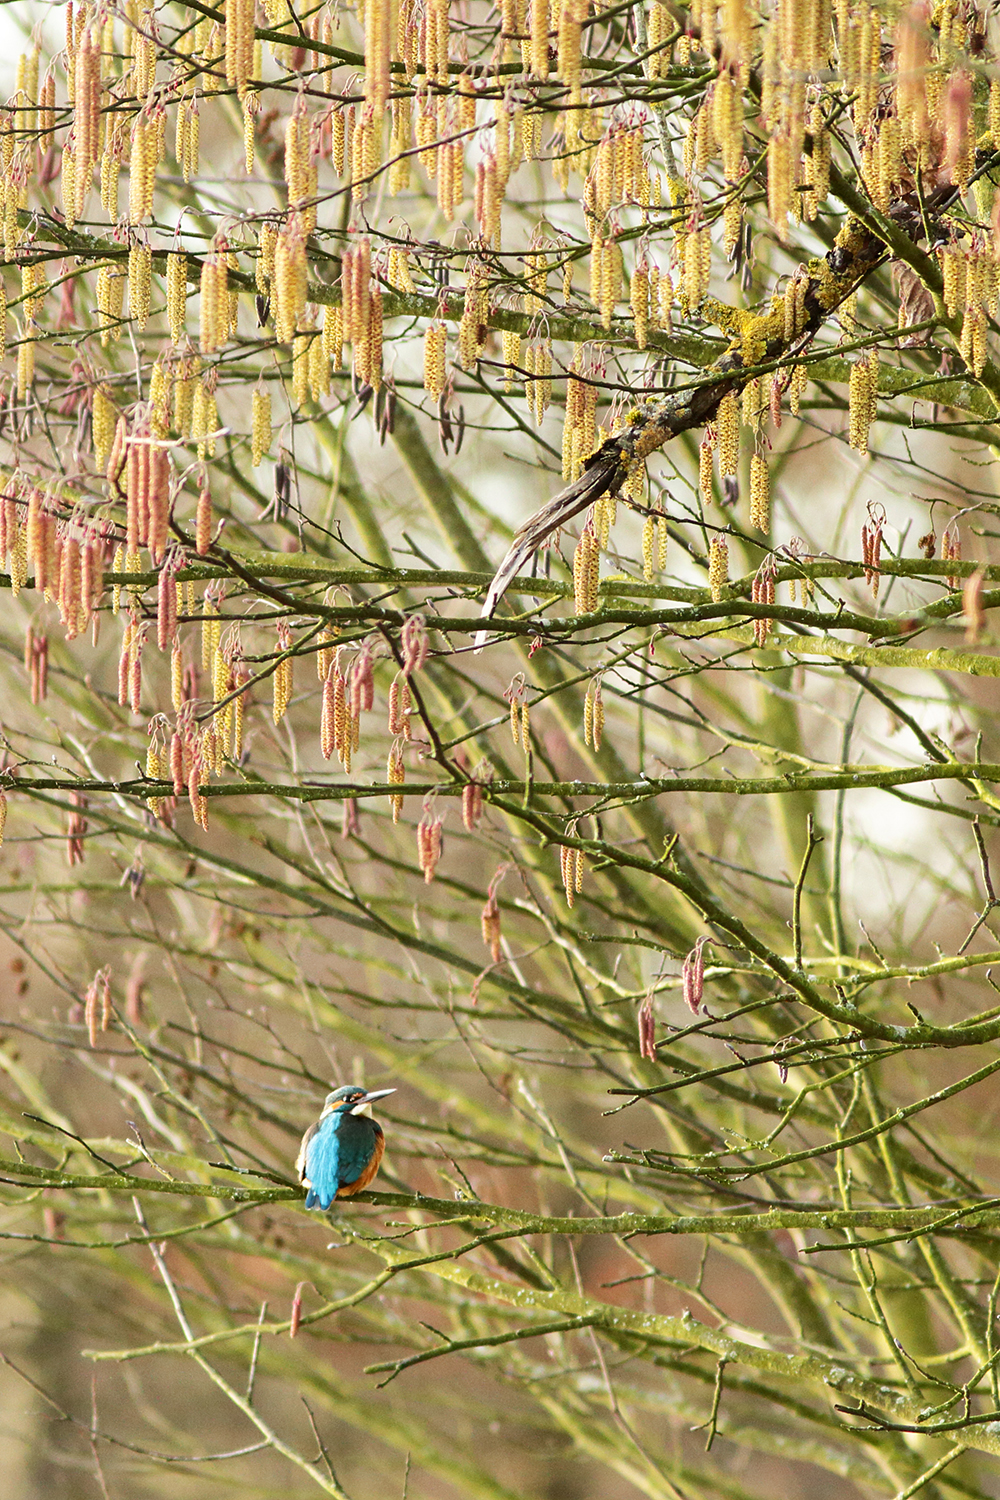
[{"left": 296, "top": 1085, "right": 395, "bottom": 1210}]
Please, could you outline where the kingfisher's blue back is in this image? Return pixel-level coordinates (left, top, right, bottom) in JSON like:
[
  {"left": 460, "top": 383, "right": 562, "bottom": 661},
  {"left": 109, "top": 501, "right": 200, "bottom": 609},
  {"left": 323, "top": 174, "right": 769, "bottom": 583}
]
[{"left": 297, "top": 1085, "right": 393, "bottom": 1209}]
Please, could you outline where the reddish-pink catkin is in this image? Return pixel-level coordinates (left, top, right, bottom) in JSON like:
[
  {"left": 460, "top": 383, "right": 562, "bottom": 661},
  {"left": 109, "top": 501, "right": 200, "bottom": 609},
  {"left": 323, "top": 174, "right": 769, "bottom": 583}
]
[
  {"left": 681, "top": 937, "right": 708, "bottom": 1013},
  {"left": 638, "top": 992, "right": 656, "bottom": 1060},
  {"left": 157, "top": 560, "right": 178, "bottom": 649},
  {"left": 351, "top": 647, "right": 375, "bottom": 716},
  {"left": 388, "top": 674, "right": 412, "bottom": 737},
  {"left": 481, "top": 890, "right": 502, "bottom": 962},
  {"left": 67, "top": 792, "right": 88, "bottom": 867},
  {"left": 81, "top": 535, "right": 103, "bottom": 620},
  {"left": 85, "top": 974, "right": 100, "bottom": 1047},
  {"left": 118, "top": 615, "right": 133, "bottom": 707},
  {"left": 289, "top": 1282, "right": 306, "bottom": 1339},
  {"left": 148, "top": 448, "right": 170, "bottom": 563},
  {"left": 126, "top": 439, "right": 141, "bottom": 551},
  {"left": 171, "top": 730, "right": 185, "bottom": 796},
  {"left": 417, "top": 813, "right": 443, "bottom": 881},
  {"left": 462, "top": 781, "right": 483, "bottom": 830},
  {"left": 401, "top": 613, "right": 430, "bottom": 673},
  {"left": 130, "top": 626, "right": 145, "bottom": 713}
]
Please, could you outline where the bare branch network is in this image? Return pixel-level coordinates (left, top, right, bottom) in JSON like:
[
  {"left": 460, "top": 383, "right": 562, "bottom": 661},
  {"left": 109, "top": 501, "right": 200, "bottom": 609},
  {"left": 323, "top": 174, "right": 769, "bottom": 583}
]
[{"left": 4, "top": 1, "right": 1000, "bottom": 1498}]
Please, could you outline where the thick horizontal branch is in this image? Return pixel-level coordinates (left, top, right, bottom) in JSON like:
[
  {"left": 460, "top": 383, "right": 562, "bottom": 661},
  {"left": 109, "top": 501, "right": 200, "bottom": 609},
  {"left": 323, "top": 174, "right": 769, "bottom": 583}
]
[
  {"left": 8, "top": 1157, "right": 1000, "bottom": 1240},
  {"left": 6, "top": 759, "right": 997, "bottom": 804}
]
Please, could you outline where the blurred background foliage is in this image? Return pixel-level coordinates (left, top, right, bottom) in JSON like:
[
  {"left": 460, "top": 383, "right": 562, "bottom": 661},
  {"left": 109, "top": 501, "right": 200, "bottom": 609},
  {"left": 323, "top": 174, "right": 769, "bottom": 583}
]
[{"left": 2, "top": 1, "right": 1000, "bottom": 1498}]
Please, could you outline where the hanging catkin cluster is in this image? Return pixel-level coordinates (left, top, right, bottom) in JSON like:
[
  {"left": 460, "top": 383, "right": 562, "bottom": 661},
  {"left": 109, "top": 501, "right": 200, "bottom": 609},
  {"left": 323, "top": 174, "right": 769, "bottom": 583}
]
[
  {"left": 342, "top": 238, "right": 383, "bottom": 389},
  {"left": 4, "top": 0, "right": 998, "bottom": 861}
]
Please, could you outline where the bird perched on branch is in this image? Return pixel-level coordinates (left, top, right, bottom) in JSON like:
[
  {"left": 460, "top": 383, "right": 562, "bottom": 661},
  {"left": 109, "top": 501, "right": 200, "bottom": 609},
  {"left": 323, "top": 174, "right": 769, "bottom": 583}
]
[{"left": 296, "top": 1084, "right": 395, "bottom": 1209}]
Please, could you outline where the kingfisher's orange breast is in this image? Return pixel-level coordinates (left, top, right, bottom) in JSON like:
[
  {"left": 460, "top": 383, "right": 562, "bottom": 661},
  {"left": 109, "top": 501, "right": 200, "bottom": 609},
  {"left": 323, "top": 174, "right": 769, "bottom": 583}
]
[{"left": 335, "top": 1126, "right": 385, "bottom": 1198}]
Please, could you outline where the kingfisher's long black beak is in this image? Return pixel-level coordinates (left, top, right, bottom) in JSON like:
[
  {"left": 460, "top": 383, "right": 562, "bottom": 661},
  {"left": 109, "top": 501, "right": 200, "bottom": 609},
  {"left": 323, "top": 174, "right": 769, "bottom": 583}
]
[{"left": 349, "top": 1087, "right": 396, "bottom": 1114}]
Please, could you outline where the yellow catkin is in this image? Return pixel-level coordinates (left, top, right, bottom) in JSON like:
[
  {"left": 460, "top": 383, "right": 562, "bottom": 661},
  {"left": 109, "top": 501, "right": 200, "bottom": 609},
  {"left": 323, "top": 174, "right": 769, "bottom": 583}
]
[
  {"left": 630, "top": 260, "right": 649, "bottom": 349},
  {"left": 225, "top": 0, "right": 256, "bottom": 98},
  {"left": 273, "top": 647, "right": 293, "bottom": 724},
  {"left": 284, "top": 99, "right": 312, "bottom": 207},
  {"left": 250, "top": 387, "right": 271, "bottom": 467},
  {"left": 423, "top": 322, "right": 447, "bottom": 396},
  {"left": 717, "top": 392, "right": 739, "bottom": 476},
  {"left": 642, "top": 515, "right": 655, "bottom": 580},
  {"left": 457, "top": 262, "right": 489, "bottom": 369},
  {"left": 167, "top": 251, "right": 187, "bottom": 342},
  {"left": 17, "top": 339, "right": 35, "bottom": 399},
  {"left": 388, "top": 743, "right": 405, "bottom": 822},
  {"left": 600, "top": 238, "right": 623, "bottom": 329},
  {"left": 201, "top": 596, "right": 221, "bottom": 673},
  {"left": 502, "top": 329, "right": 521, "bottom": 392},
  {"left": 128, "top": 109, "right": 160, "bottom": 224},
  {"left": 789, "top": 361, "right": 808, "bottom": 416},
  {"left": 92, "top": 386, "right": 116, "bottom": 470},
  {"left": 292, "top": 330, "right": 311, "bottom": 406},
  {"left": 708, "top": 535, "right": 729, "bottom": 599},
  {"left": 273, "top": 222, "right": 308, "bottom": 343},
  {"left": 656, "top": 511, "right": 668, "bottom": 570},
  {"left": 749, "top": 451, "right": 770, "bottom": 532},
  {"left": 848, "top": 357, "right": 872, "bottom": 451},
  {"left": 573, "top": 527, "right": 600, "bottom": 614},
  {"left": 199, "top": 255, "right": 224, "bottom": 353},
  {"left": 243, "top": 90, "right": 259, "bottom": 174},
  {"left": 323, "top": 304, "right": 344, "bottom": 370},
  {"left": 97, "top": 264, "right": 126, "bottom": 345},
  {"left": 257, "top": 223, "right": 277, "bottom": 294},
  {"left": 682, "top": 223, "right": 712, "bottom": 311},
  {"left": 127, "top": 242, "right": 151, "bottom": 329},
  {"left": 699, "top": 435, "right": 715, "bottom": 503}
]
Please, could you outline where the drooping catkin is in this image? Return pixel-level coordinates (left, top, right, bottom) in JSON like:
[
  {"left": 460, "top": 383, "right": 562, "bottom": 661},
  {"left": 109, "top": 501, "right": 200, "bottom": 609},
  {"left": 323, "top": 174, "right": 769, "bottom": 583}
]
[
  {"left": 127, "top": 242, "right": 151, "bottom": 330},
  {"left": 699, "top": 434, "right": 715, "bottom": 503},
  {"left": 708, "top": 535, "right": 729, "bottom": 600},
  {"left": 92, "top": 386, "right": 116, "bottom": 470},
  {"left": 272, "top": 622, "right": 293, "bottom": 723},
  {"left": 225, "top": 0, "right": 256, "bottom": 99},
  {"left": 196, "top": 487, "right": 212, "bottom": 555},
  {"left": 848, "top": 355, "right": 873, "bottom": 451},
  {"left": 583, "top": 676, "right": 604, "bottom": 749},
  {"left": 128, "top": 108, "right": 162, "bottom": 224},
  {"left": 423, "top": 322, "right": 447, "bottom": 397},
  {"left": 322, "top": 304, "right": 343, "bottom": 370},
  {"left": 749, "top": 451, "right": 770, "bottom": 533},
  {"left": 167, "top": 251, "right": 187, "bottom": 342},
  {"left": 273, "top": 220, "right": 308, "bottom": 343},
  {"left": 201, "top": 589, "right": 222, "bottom": 673},
  {"left": 750, "top": 557, "right": 777, "bottom": 646},
  {"left": 559, "top": 843, "right": 584, "bottom": 908},
  {"left": 284, "top": 97, "right": 312, "bottom": 208},
  {"left": 387, "top": 740, "right": 405, "bottom": 822},
  {"left": 717, "top": 391, "right": 739, "bottom": 476},
  {"left": 252, "top": 386, "right": 272, "bottom": 465},
  {"left": 417, "top": 807, "right": 444, "bottom": 882},
  {"left": 573, "top": 526, "right": 600, "bottom": 615},
  {"left": 942, "top": 524, "right": 962, "bottom": 591},
  {"left": 630, "top": 258, "right": 649, "bottom": 349}
]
